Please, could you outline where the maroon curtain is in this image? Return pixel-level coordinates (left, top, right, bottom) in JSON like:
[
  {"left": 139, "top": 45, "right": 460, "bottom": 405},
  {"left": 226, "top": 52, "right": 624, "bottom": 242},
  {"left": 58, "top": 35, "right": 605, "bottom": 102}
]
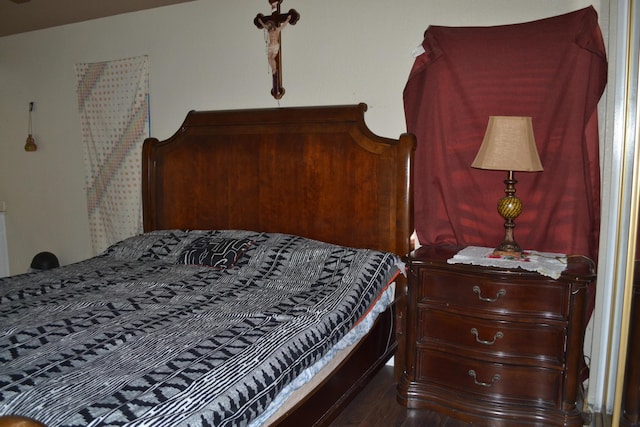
[{"left": 404, "top": 7, "right": 607, "bottom": 261}]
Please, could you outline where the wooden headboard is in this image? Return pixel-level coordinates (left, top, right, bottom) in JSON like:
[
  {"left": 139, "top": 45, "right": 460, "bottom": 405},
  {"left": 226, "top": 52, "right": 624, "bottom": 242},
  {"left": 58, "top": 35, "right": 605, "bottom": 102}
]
[{"left": 142, "top": 103, "right": 415, "bottom": 257}]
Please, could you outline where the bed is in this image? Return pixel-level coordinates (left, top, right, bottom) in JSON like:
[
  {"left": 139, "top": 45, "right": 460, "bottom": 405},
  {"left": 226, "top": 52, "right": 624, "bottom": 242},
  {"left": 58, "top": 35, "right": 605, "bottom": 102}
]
[{"left": 0, "top": 104, "right": 415, "bottom": 427}]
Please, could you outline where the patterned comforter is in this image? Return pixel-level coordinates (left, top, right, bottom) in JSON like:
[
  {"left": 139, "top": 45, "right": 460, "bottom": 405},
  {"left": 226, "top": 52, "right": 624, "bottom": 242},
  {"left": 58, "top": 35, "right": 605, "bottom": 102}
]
[{"left": 0, "top": 230, "right": 402, "bottom": 427}]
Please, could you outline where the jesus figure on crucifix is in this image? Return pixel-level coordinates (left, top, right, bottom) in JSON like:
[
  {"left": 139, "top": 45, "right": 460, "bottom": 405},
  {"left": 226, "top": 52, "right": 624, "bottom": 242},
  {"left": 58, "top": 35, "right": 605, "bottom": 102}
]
[
  {"left": 257, "top": 15, "right": 291, "bottom": 75},
  {"left": 254, "top": 0, "right": 299, "bottom": 99}
]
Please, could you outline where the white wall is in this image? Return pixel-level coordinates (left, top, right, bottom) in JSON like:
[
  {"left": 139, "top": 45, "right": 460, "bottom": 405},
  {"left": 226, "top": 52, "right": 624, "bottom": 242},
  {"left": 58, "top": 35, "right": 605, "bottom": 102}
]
[{"left": 0, "top": 0, "right": 601, "bottom": 273}]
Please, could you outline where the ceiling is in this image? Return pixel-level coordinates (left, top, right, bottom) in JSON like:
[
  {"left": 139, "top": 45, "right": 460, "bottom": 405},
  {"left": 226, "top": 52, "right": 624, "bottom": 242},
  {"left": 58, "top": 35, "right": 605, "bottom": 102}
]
[{"left": 0, "top": 0, "right": 196, "bottom": 37}]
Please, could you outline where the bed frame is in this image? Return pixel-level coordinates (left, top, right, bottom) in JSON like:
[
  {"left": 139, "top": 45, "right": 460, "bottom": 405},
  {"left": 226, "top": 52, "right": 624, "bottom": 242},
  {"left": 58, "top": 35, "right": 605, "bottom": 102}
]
[
  {"left": 142, "top": 103, "right": 415, "bottom": 426},
  {"left": 0, "top": 104, "right": 414, "bottom": 427}
]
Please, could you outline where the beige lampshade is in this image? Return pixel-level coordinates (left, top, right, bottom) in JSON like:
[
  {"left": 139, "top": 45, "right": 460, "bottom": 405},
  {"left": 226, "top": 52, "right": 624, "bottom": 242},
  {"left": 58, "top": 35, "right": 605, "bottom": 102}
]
[{"left": 471, "top": 116, "right": 543, "bottom": 172}]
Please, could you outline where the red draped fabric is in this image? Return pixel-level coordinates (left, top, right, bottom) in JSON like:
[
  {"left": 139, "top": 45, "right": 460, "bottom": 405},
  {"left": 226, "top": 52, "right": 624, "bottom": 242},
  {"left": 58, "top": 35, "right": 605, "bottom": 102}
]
[{"left": 404, "top": 7, "right": 607, "bottom": 262}]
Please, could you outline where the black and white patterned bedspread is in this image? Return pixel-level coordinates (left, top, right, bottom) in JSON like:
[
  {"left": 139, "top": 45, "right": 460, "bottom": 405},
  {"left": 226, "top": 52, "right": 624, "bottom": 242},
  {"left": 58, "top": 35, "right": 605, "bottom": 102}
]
[{"left": 0, "top": 230, "right": 402, "bottom": 427}]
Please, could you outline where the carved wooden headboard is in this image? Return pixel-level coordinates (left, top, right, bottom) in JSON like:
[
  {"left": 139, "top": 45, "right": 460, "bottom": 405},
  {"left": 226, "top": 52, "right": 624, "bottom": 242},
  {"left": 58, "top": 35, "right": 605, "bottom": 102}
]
[{"left": 142, "top": 103, "right": 415, "bottom": 257}]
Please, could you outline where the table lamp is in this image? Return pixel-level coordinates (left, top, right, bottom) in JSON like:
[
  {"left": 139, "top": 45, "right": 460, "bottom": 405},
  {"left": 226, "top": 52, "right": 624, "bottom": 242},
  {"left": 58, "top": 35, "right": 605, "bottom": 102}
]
[{"left": 471, "top": 116, "right": 543, "bottom": 258}]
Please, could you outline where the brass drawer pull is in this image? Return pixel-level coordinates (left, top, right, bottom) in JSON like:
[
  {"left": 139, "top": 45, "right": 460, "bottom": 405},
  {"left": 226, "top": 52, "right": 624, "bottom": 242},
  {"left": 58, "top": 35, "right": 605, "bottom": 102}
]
[
  {"left": 473, "top": 285, "right": 506, "bottom": 303},
  {"left": 468, "top": 370, "right": 501, "bottom": 388},
  {"left": 470, "top": 328, "right": 503, "bottom": 345}
]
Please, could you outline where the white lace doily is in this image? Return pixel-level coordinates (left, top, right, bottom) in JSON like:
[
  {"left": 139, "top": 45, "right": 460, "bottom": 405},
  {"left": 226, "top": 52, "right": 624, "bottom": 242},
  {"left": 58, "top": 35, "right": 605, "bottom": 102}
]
[{"left": 447, "top": 246, "right": 567, "bottom": 279}]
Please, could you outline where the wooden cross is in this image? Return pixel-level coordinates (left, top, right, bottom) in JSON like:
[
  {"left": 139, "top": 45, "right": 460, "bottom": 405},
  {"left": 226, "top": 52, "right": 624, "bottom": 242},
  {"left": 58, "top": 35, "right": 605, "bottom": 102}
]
[{"left": 254, "top": 0, "right": 300, "bottom": 100}]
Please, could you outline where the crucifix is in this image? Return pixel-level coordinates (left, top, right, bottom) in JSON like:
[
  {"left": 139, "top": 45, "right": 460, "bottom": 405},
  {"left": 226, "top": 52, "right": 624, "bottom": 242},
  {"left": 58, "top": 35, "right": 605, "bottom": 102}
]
[{"left": 254, "top": 0, "right": 300, "bottom": 100}]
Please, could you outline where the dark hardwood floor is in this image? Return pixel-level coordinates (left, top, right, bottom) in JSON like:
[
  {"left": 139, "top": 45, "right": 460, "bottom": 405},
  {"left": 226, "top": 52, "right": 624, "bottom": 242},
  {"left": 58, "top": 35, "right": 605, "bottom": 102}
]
[{"left": 330, "top": 365, "right": 470, "bottom": 427}]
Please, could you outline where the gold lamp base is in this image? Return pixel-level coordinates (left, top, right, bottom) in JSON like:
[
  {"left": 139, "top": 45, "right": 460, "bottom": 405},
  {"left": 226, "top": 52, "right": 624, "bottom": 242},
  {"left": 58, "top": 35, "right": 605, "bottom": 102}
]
[{"left": 493, "top": 171, "right": 523, "bottom": 259}]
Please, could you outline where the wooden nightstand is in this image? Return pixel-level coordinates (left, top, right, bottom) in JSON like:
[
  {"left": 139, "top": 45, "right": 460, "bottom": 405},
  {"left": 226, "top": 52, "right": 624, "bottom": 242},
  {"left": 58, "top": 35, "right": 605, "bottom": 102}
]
[{"left": 397, "top": 245, "right": 595, "bottom": 427}]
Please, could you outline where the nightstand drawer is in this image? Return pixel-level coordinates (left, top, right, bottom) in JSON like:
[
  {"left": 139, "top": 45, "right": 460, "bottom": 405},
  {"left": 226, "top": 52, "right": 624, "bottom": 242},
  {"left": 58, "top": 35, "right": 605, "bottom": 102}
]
[
  {"left": 416, "top": 349, "right": 561, "bottom": 406},
  {"left": 417, "top": 269, "right": 569, "bottom": 320},
  {"left": 419, "top": 309, "right": 566, "bottom": 365}
]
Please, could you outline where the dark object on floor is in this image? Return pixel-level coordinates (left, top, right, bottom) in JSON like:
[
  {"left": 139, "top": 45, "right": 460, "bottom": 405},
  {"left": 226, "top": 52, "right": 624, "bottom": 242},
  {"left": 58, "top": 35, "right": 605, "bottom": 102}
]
[{"left": 30, "top": 251, "right": 59, "bottom": 271}]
